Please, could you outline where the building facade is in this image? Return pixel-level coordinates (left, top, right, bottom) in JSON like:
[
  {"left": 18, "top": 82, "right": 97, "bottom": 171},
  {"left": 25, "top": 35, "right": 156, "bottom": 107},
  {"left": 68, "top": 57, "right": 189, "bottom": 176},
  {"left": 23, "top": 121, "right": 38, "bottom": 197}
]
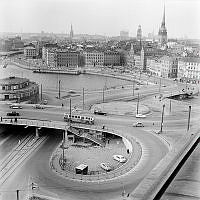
[
  {"left": 56, "top": 50, "right": 80, "bottom": 68},
  {"left": 160, "top": 56, "right": 178, "bottom": 78},
  {"left": 83, "top": 51, "right": 104, "bottom": 67},
  {"left": 177, "top": 57, "right": 200, "bottom": 83},
  {"left": 0, "top": 76, "right": 39, "bottom": 101},
  {"left": 24, "top": 46, "right": 37, "bottom": 58},
  {"left": 104, "top": 51, "right": 120, "bottom": 66},
  {"left": 146, "top": 57, "right": 162, "bottom": 76},
  {"left": 127, "top": 44, "right": 135, "bottom": 68}
]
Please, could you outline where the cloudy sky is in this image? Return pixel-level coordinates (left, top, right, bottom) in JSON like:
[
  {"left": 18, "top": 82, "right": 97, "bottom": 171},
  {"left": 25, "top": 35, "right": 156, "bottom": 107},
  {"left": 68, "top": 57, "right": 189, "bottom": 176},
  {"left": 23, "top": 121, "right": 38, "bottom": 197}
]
[{"left": 0, "top": 0, "right": 199, "bottom": 39}]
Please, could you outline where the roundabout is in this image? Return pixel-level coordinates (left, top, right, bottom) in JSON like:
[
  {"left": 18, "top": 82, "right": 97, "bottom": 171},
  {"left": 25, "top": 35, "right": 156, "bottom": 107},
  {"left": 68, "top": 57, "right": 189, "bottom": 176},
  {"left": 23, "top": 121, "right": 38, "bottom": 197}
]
[{"left": 50, "top": 126, "right": 143, "bottom": 184}]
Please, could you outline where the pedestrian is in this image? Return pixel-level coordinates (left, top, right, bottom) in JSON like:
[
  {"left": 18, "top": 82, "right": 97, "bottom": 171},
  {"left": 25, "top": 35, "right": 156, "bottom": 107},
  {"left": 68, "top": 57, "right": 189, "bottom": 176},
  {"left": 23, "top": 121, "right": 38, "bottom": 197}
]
[
  {"left": 0, "top": 117, "right": 2, "bottom": 122},
  {"left": 14, "top": 118, "right": 17, "bottom": 123},
  {"left": 10, "top": 118, "right": 13, "bottom": 123},
  {"left": 61, "top": 103, "right": 64, "bottom": 107},
  {"left": 153, "top": 122, "right": 154, "bottom": 126},
  {"left": 127, "top": 149, "right": 129, "bottom": 154},
  {"left": 102, "top": 125, "right": 105, "bottom": 129},
  {"left": 107, "top": 139, "right": 110, "bottom": 144}
]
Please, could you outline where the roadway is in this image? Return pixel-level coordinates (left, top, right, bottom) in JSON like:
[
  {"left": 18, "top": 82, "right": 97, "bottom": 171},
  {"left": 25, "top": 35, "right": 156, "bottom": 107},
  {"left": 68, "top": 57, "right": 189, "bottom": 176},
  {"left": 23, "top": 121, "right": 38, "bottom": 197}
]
[{"left": 0, "top": 80, "right": 199, "bottom": 200}]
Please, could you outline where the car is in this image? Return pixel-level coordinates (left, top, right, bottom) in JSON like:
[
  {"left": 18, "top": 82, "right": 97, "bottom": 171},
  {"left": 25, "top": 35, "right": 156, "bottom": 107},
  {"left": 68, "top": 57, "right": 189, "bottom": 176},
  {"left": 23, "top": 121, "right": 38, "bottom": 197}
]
[
  {"left": 7, "top": 111, "right": 20, "bottom": 116},
  {"left": 33, "top": 104, "right": 44, "bottom": 109},
  {"left": 9, "top": 104, "right": 22, "bottom": 109},
  {"left": 133, "top": 122, "right": 144, "bottom": 127},
  {"left": 42, "top": 99, "right": 48, "bottom": 105},
  {"left": 113, "top": 155, "right": 126, "bottom": 163},
  {"left": 94, "top": 109, "right": 107, "bottom": 115},
  {"left": 100, "top": 163, "right": 111, "bottom": 171},
  {"left": 135, "top": 113, "right": 146, "bottom": 118}
]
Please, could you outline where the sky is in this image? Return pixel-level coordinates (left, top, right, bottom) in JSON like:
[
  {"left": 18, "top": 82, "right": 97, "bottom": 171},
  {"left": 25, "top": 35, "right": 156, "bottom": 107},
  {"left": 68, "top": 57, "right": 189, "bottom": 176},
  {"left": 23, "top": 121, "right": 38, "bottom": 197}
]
[{"left": 0, "top": 0, "right": 200, "bottom": 39}]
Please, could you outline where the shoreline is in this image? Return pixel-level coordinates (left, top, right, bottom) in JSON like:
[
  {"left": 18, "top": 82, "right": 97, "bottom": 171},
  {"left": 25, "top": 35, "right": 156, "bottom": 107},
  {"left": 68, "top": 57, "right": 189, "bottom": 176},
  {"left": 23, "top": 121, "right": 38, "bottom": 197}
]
[{"left": 8, "top": 60, "right": 143, "bottom": 84}]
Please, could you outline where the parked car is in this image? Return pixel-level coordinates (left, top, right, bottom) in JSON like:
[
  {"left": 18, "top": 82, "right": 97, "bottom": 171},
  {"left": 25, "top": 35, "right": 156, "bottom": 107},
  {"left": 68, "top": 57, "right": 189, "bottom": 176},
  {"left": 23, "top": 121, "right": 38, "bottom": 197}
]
[
  {"left": 94, "top": 109, "right": 107, "bottom": 115},
  {"left": 9, "top": 104, "right": 22, "bottom": 109},
  {"left": 7, "top": 111, "right": 20, "bottom": 116},
  {"left": 113, "top": 155, "right": 126, "bottom": 163},
  {"left": 135, "top": 113, "right": 146, "bottom": 118},
  {"left": 33, "top": 104, "right": 44, "bottom": 109},
  {"left": 100, "top": 163, "right": 111, "bottom": 171},
  {"left": 133, "top": 122, "right": 144, "bottom": 127}
]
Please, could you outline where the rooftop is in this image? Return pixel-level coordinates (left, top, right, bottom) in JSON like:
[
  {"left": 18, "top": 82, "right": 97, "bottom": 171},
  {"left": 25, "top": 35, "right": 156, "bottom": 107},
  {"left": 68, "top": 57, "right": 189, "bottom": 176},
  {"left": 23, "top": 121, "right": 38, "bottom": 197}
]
[{"left": 0, "top": 76, "right": 29, "bottom": 85}]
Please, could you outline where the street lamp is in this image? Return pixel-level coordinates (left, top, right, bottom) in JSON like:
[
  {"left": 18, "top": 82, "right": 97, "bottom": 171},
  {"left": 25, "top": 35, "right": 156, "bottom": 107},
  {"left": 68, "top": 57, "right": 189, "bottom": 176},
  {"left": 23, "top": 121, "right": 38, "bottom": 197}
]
[
  {"left": 187, "top": 105, "right": 192, "bottom": 131},
  {"left": 58, "top": 80, "right": 61, "bottom": 99},
  {"left": 102, "top": 87, "right": 105, "bottom": 103},
  {"left": 82, "top": 88, "right": 85, "bottom": 110},
  {"left": 136, "top": 93, "right": 139, "bottom": 115},
  {"left": 159, "top": 104, "right": 165, "bottom": 134},
  {"left": 132, "top": 81, "right": 135, "bottom": 96}
]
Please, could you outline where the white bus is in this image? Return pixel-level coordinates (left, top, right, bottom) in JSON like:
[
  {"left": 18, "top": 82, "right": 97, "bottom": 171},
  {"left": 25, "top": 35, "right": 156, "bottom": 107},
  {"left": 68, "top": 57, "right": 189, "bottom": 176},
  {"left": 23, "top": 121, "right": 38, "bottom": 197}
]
[{"left": 64, "top": 113, "right": 94, "bottom": 125}]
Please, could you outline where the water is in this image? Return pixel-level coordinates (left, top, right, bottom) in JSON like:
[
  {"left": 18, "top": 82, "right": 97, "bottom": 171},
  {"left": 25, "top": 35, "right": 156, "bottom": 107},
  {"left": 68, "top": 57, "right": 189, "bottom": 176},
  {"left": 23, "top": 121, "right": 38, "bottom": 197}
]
[{"left": 0, "top": 65, "right": 132, "bottom": 92}]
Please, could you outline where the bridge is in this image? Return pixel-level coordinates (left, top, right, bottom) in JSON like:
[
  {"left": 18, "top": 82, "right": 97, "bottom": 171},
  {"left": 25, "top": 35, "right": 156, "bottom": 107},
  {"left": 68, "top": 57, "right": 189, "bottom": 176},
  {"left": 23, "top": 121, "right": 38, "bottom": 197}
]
[{"left": 162, "top": 88, "right": 198, "bottom": 100}]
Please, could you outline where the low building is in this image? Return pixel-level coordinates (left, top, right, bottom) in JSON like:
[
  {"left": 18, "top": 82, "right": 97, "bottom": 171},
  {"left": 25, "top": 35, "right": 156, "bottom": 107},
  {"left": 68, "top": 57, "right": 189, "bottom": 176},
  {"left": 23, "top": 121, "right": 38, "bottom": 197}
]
[
  {"left": 178, "top": 57, "right": 200, "bottom": 84},
  {"left": 24, "top": 46, "right": 37, "bottom": 58},
  {"left": 104, "top": 51, "right": 120, "bottom": 66},
  {"left": 0, "top": 76, "right": 39, "bottom": 101}
]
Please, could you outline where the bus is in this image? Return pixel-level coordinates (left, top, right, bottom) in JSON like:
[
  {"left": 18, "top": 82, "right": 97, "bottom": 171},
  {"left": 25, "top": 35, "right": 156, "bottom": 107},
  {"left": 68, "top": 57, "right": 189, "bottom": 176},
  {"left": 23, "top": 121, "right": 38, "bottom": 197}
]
[{"left": 64, "top": 113, "right": 94, "bottom": 125}]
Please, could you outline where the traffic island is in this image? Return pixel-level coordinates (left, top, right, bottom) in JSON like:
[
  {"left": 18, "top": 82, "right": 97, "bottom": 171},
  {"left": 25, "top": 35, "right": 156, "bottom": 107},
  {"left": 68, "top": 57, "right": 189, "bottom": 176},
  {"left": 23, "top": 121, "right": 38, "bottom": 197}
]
[{"left": 49, "top": 128, "right": 142, "bottom": 184}]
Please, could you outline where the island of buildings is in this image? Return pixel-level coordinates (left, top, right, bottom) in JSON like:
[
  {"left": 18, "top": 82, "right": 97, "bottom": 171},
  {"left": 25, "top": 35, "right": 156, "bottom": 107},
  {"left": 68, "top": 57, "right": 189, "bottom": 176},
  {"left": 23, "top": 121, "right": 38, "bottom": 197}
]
[{"left": 0, "top": 6, "right": 200, "bottom": 84}]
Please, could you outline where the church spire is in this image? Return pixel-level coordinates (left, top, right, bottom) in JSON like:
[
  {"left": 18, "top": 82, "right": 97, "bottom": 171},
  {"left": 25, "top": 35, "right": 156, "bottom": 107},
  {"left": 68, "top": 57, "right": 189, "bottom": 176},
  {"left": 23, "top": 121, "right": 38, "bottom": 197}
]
[
  {"left": 70, "top": 24, "right": 74, "bottom": 40},
  {"left": 161, "top": 5, "right": 165, "bottom": 27}
]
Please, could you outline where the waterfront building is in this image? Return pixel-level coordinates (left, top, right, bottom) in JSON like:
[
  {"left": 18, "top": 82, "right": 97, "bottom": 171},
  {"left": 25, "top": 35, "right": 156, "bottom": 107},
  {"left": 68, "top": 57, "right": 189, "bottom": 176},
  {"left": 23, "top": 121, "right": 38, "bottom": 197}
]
[
  {"left": 0, "top": 76, "right": 39, "bottom": 101},
  {"left": 177, "top": 57, "right": 200, "bottom": 83},
  {"left": 12, "top": 36, "right": 24, "bottom": 49},
  {"left": 137, "top": 25, "right": 142, "bottom": 41},
  {"left": 0, "top": 39, "right": 13, "bottom": 51},
  {"left": 24, "top": 46, "right": 37, "bottom": 59},
  {"left": 104, "top": 51, "right": 120, "bottom": 66},
  {"left": 160, "top": 56, "right": 178, "bottom": 78},
  {"left": 0, "top": 36, "right": 24, "bottom": 52},
  {"left": 42, "top": 43, "right": 58, "bottom": 61},
  {"left": 158, "top": 6, "right": 167, "bottom": 46},
  {"left": 83, "top": 51, "right": 104, "bottom": 67},
  {"left": 146, "top": 57, "right": 162, "bottom": 76},
  {"left": 56, "top": 50, "right": 80, "bottom": 68}
]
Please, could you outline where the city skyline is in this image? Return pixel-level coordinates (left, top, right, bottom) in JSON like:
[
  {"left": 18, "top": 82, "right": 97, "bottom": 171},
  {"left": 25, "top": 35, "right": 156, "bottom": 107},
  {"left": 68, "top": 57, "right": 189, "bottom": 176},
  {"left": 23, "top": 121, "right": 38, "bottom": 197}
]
[{"left": 0, "top": 0, "right": 200, "bottom": 39}]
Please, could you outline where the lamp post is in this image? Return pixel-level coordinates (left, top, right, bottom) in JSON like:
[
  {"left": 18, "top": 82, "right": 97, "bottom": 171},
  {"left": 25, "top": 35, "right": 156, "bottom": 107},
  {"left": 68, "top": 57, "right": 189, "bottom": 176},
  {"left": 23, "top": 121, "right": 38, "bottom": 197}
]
[
  {"left": 159, "top": 104, "right": 165, "bottom": 134},
  {"left": 62, "top": 130, "right": 65, "bottom": 170},
  {"left": 187, "top": 105, "right": 192, "bottom": 131},
  {"left": 102, "top": 87, "right": 105, "bottom": 103},
  {"left": 169, "top": 99, "right": 172, "bottom": 113},
  {"left": 136, "top": 93, "right": 139, "bottom": 115},
  {"left": 82, "top": 88, "right": 85, "bottom": 110},
  {"left": 58, "top": 80, "right": 61, "bottom": 99},
  {"left": 40, "top": 84, "right": 43, "bottom": 101},
  {"left": 16, "top": 190, "right": 19, "bottom": 200},
  {"left": 159, "top": 77, "right": 161, "bottom": 94},
  {"left": 69, "top": 98, "right": 72, "bottom": 126},
  {"left": 132, "top": 81, "right": 134, "bottom": 96}
]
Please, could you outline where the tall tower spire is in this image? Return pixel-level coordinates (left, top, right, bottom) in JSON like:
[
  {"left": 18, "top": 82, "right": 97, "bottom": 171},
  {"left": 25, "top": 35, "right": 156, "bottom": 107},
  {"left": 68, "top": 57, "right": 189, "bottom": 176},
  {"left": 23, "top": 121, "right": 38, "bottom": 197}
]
[
  {"left": 161, "top": 5, "right": 165, "bottom": 27},
  {"left": 158, "top": 5, "right": 167, "bottom": 46},
  {"left": 70, "top": 24, "right": 74, "bottom": 40}
]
